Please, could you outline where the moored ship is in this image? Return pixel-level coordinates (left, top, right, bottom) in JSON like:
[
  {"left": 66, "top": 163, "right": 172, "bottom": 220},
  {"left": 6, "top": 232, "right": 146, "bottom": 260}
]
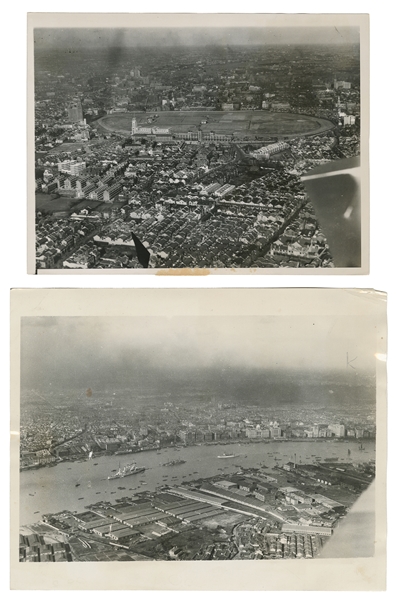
[
  {"left": 108, "top": 463, "right": 145, "bottom": 480},
  {"left": 218, "top": 452, "right": 237, "bottom": 459}
]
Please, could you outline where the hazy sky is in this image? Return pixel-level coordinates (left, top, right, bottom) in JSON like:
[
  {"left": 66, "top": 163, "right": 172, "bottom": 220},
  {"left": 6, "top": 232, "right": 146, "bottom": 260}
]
[
  {"left": 34, "top": 26, "right": 360, "bottom": 49},
  {"left": 20, "top": 315, "right": 376, "bottom": 391}
]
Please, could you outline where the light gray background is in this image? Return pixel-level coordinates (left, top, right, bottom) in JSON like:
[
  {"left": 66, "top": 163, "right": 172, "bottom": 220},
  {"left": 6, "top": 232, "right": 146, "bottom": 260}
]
[{"left": 1, "top": 0, "right": 395, "bottom": 599}]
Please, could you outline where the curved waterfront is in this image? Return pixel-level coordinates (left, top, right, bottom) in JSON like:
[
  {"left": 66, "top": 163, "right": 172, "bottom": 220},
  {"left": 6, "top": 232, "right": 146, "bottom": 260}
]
[{"left": 20, "top": 438, "right": 375, "bottom": 526}]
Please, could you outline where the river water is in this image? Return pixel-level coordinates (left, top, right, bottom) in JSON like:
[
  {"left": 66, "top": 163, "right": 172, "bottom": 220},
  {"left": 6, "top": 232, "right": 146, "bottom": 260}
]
[{"left": 20, "top": 439, "right": 375, "bottom": 526}]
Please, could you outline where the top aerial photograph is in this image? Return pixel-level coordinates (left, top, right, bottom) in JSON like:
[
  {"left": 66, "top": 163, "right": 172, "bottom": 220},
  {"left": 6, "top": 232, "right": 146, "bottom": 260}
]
[{"left": 28, "top": 14, "right": 368, "bottom": 273}]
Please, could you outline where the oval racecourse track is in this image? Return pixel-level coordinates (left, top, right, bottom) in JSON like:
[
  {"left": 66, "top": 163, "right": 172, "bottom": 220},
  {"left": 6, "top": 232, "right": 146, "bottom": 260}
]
[{"left": 96, "top": 110, "right": 335, "bottom": 139}]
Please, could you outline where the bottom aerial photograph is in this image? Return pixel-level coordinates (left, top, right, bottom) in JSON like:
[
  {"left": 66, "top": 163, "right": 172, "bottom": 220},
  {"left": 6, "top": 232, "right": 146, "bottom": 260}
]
[{"left": 10, "top": 288, "right": 386, "bottom": 590}]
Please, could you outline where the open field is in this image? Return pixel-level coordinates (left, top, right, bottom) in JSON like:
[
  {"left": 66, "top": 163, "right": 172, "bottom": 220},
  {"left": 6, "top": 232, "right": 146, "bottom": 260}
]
[
  {"left": 96, "top": 110, "right": 334, "bottom": 139},
  {"left": 36, "top": 193, "right": 81, "bottom": 214},
  {"left": 200, "top": 511, "right": 246, "bottom": 531},
  {"left": 36, "top": 194, "right": 128, "bottom": 216},
  {"left": 41, "top": 142, "right": 87, "bottom": 155}
]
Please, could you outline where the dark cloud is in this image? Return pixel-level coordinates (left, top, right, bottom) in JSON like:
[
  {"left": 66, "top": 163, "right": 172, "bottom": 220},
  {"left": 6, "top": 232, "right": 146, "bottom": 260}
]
[
  {"left": 20, "top": 315, "right": 376, "bottom": 392},
  {"left": 34, "top": 26, "right": 360, "bottom": 49}
]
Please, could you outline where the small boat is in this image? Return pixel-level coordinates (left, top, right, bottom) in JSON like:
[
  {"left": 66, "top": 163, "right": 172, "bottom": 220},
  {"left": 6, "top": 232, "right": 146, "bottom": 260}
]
[
  {"left": 78, "top": 497, "right": 84, "bottom": 500},
  {"left": 75, "top": 483, "right": 81, "bottom": 487},
  {"left": 34, "top": 511, "right": 39, "bottom": 514},
  {"left": 93, "top": 463, "right": 98, "bottom": 466}
]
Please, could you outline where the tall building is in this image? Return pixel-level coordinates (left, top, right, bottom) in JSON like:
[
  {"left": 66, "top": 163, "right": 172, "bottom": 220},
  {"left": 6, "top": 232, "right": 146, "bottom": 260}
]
[
  {"left": 329, "top": 423, "right": 346, "bottom": 437},
  {"left": 70, "top": 161, "right": 86, "bottom": 176},
  {"left": 131, "top": 117, "right": 137, "bottom": 136},
  {"left": 58, "top": 160, "right": 86, "bottom": 175},
  {"left": 130, "top": 66, "right": 141, "bottom": 78},
  {"left": 343, "top": 115, "right": 356, "bottom": 126},
  {"left": 67, "top": 99, "right": 83, "bottom": 123},
  {"left": 270, "top": 426, "right": 282, "bottom": 438},
  {"left": 334, "top": 78, "right": 352, "bottom": 90}
]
